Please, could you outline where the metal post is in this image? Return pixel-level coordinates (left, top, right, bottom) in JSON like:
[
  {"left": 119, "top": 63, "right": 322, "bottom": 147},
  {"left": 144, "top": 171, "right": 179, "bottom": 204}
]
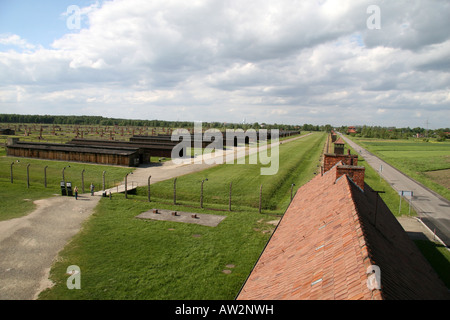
[
  {"left": 26, "top": 164, "right": 30, "bottom": 188},
  {"left": 62, "top": 165, "right": 70, "bottom": 196},
  {"left": 44, "top": 166, "right": 48, "bottom": 188},
  {"left": 290, "top": 183, "right": 296, "bottom": 203},
  {"left": 102, "top": 171, "right": 106, "bottom": 191},
  {"left": 125, "top": 172, "right": 132, "bottom": 199},
  {"left": 409, "top": 194, "right": 412, "bottom": 216},
  {"left": 173, "top": 178, "right": 177, "bottom": 205},
  {"left": 10, "top": 161, "right": 18, "bottom": 183},
  {"left": 125, "top": 174, "right": 128, "bottom": 199},
  {"left": 148, "top": 175, "right": 151, "bottom": 202}
]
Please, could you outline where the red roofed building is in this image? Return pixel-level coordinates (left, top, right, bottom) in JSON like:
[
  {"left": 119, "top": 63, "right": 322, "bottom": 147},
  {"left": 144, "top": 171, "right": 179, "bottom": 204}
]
[
  {"left": 347, "top": 126, "right": 357, "bottom": 134},
  {"left": 237, "top": 154, "right": 449, "bottom": 300}
]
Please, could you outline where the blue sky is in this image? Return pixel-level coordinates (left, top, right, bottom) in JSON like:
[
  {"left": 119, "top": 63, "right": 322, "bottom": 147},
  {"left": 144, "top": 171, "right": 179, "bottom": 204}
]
[
  {"left": 0, "top": 0, "right": 449, "bottom": 128},
  {"left": 0, "top": 1, "right": 95, "bottom": 48}
]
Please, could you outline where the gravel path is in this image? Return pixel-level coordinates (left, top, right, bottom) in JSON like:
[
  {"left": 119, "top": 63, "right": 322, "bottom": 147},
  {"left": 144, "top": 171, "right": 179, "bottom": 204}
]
[{"left": 0, "top": 194, "right": 100, "bottom": 300}]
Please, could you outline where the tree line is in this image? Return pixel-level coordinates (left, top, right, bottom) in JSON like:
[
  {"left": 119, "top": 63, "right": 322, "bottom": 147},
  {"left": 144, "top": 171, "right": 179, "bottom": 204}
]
[
  {"left": 0, "top": 113, "right": 325, "bottom": 132},
  {"left": 337, "top": 125, "right": 450, "bottom": 141},
  {"left": 0, "top": 114, "right": 192, "bottom": 128}
]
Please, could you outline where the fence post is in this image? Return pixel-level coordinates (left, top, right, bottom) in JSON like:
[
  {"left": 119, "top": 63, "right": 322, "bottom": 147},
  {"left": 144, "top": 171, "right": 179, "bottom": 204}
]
[
  {"left": 27, "top": 164, "right": 31, "bottom": 188},
  {"left": 102, "top": 171, "right": 106, "bottom": 191},
  {"left": 44, "top": 166, "right": 48, "bottom": 188},
  {"left": 10, "top": 161, "right": 14, "bottom": 183}
]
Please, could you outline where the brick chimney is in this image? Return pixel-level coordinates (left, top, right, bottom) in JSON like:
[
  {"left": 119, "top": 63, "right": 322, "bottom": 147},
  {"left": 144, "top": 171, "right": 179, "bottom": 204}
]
[
  {"left": 336, "top": 165, "right": 365, "bottom": 191},
  {"left": 323, "top": 152, "right": 358, "bottom": 172}
]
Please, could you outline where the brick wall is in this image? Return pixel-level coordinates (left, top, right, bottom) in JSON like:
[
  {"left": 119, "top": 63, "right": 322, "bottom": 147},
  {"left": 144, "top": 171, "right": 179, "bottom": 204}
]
[
  {"left": 323, "top": 153, "right": 359, "bottom": 172},
  {"left": 336, "top": 165, "right": 365, "bottom": 190}
]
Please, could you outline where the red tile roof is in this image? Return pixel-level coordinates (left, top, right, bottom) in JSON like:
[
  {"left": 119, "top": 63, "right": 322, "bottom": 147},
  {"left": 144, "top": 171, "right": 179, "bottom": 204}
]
[{"left": 237, "top": 163, "right": 450, "bottom": 300}]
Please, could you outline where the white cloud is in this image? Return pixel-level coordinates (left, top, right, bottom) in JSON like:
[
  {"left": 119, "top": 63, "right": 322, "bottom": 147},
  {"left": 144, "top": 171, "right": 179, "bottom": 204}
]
[
  {"left": 0, "top": 34, "right": 36, "bottom": 51},
  {"left": 0, "top": 0, "right": 449, "bottom": 128}
]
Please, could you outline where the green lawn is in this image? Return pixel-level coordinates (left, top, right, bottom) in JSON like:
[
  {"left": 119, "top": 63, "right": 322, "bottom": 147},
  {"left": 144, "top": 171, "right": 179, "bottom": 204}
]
[
  {"left": 351, "top": 138, "right": 450, "bottom": 201},
  {"left": 37, "top": 133, "right": 327, "bottom": 300},
  {"left": 148, "top": 133, "right": 325, "bottom": 213},
  {"left": 0, "top": 156, "right": 135, "bottom": 221},
  {"left": 37, "top": 199, "right": 276, "bottom": 300},
  {"left": 342, "top": 143, "right": 417, "bottom": 217}
]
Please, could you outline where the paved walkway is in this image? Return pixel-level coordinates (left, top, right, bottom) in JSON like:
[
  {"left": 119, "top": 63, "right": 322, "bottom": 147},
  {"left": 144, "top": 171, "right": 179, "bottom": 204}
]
[
  {"left": 0, "top": 133, "right": 310, "bottom": 300},
  {"left": 340, "top": 134, "right": 450, "bottom": 247}
]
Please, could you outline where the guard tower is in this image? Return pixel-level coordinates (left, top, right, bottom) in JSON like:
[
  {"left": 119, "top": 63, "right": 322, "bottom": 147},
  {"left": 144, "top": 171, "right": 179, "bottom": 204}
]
[{"left": 333, "top": 137, "right": 345, "bottom": 155}]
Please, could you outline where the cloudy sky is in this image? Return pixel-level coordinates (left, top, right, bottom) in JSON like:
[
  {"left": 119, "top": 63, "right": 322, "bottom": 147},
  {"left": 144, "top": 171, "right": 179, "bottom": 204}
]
[{"left": 0, "top": 0, "right": 449, "bottom": 128}]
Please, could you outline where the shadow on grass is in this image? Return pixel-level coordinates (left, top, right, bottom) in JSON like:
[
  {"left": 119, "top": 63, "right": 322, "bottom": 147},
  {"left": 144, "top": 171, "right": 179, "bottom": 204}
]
[{"left": 414, "top": 240, "right": 450, "bottom": 289}]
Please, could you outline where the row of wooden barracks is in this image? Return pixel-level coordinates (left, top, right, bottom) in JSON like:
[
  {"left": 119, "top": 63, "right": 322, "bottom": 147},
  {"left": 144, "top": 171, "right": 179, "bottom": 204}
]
[{"left": 6, "top": 130, "right": 300, "bottom": 167}]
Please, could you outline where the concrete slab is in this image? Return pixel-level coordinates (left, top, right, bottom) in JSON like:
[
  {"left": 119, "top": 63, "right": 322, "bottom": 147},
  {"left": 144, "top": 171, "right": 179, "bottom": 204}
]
[{"left": 135, "top": 209, "right": 226, "bottom": 227}]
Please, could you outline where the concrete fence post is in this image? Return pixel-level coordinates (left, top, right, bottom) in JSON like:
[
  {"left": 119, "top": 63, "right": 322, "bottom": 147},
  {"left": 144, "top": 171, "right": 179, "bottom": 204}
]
[
  {"left": 44, "top": 166, "right": 48, "bottom": 188},
  {"left": 26, "top": 164, "right": 31, "bottom": 188}
]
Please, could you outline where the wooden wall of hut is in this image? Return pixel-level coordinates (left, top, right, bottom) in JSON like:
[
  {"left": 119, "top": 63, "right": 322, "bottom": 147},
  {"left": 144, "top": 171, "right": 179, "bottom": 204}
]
[{"left": 7, "top": 146, "right": 138, "bottom": 167}]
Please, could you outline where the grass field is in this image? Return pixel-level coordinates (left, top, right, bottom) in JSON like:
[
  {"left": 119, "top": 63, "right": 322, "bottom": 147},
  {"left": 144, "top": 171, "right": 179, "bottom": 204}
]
[
  {"left": 37, "top": 133, "right": 327, "bottom": 300},
  {"left": 2, "top": 130, "right": 449, "bottom": 299},
  {"left": 342, "top": 143, "right": 418, "bottom": 217},
  {"left": 0, "top": 157, "right": 135, "bottom": 221},
  {"left": 351, "top": 137, "right": 450, "bottom": 201},
  {"left": 145, "top": 133, "right": 325, "bottom": 213}
]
